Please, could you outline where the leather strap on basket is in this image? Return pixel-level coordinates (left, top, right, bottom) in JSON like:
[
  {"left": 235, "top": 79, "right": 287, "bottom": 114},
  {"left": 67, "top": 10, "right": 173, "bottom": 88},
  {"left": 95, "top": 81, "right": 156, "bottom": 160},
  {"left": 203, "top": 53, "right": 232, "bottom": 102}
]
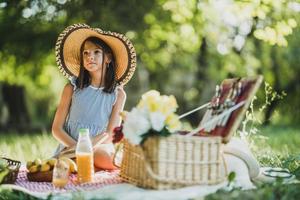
[{"left": 112, "top": 142, "right": 123, "bottom": 168}]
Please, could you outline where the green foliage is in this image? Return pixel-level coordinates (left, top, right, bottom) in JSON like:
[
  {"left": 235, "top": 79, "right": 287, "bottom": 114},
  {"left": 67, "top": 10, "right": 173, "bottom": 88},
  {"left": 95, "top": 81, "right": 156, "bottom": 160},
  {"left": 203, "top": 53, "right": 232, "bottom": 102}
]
[
  {"left": 293, "top": 167, "right": 300, "bottom": 180},
  {"left": 1, "top": 0, "right": 300, "bottom": 129},
  {"left": 227, "top": 171, "right": 236, "bottom": 189},
  {"left": 0, "top": 188, "right": 39, "bottom": 200},
  {"left": 141, "top": 126, "right": 171, "bottom": 145},
  {"left": 259, "top": 82, "right": 287, "bottom": 114},
  {"left": 205, "top": 182, "right": 300, "bottom": 200}
]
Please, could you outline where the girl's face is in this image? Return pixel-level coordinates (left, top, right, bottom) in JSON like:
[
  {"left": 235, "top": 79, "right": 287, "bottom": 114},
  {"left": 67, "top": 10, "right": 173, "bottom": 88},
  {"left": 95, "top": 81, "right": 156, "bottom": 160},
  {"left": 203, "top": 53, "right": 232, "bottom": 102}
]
[{"left": 82, "top": 40, "right": 108, "bottom": 72}]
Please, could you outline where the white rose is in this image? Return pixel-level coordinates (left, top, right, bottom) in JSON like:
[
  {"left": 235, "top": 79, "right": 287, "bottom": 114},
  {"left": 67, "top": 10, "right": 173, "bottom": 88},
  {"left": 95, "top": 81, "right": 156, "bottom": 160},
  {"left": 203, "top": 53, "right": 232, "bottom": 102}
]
[
  {"left": 123, "top": 108, "right": 151, "bottom": 145},
  {"left": 149, "top": 112, "right": 166, "bottom": 132}
]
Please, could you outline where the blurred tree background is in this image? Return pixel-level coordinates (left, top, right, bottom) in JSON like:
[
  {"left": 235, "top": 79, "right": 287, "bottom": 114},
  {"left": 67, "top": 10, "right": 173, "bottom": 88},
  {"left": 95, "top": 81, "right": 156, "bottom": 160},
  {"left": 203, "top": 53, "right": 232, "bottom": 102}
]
[{"left": 0, "top": 0, "right": 299, "bottom": 132}]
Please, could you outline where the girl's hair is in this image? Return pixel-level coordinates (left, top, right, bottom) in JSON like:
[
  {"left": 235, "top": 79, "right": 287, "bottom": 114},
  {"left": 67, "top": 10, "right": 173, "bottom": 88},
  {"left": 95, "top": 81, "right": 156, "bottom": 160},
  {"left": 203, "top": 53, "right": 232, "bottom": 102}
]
[{"left": 76, "top": 37, "right": 117, "bottom": 93}]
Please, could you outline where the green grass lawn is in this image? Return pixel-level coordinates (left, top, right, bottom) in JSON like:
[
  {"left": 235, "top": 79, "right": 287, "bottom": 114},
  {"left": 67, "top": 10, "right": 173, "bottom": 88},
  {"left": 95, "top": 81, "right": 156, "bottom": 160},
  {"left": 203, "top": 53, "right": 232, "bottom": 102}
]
[
  {"left": 251, "top": 125, "right": 300, "bottom": 170},
  {"left": 257, "top": 125, "right": 300, "bottom": 155},
  {"left": 0, "top": 131, "right": 58, "bottom": 164},
  {"left": 0, "top": 125, "right": 299, "bottom": 199}
]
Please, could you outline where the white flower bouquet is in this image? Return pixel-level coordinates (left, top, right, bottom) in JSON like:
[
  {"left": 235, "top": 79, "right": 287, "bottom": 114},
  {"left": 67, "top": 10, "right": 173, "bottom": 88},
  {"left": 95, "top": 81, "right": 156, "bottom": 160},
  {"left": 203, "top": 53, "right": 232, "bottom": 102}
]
[{"left": 118, "top": 90, "right": 182, "bottom": 145}]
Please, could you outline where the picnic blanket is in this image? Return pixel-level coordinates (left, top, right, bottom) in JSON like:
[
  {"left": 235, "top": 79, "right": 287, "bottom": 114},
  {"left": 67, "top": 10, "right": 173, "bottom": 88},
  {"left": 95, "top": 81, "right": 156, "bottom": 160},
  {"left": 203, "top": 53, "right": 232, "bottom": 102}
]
[
  {"left": 2, "top": 181, "right": 227, "bottom": 200},
  {"left": 0, "top": 165, "right": 227, "bottom": 199},
  {"left": 12, "top": 166, "right": 122, "bottom": 194},
  {"left": 2, "top": 161, "right": 297, "bottom": 199}
]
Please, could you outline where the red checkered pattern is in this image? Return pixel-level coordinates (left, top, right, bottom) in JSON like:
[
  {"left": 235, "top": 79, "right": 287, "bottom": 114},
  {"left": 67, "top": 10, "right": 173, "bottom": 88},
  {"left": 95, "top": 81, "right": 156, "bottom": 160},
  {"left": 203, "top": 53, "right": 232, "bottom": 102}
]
[{"left": 15, "top": 166, "right": 123, "bottom": 193}]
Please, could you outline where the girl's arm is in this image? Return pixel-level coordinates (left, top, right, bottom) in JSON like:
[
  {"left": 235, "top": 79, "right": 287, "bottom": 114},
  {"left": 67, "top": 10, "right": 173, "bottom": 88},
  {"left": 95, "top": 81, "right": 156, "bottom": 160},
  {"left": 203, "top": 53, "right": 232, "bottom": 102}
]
[
  {"left": 93, "top": 87, "right": 126, "bottom": 145},
  {"left": 52, "top": 83, "right": 77, "bottom": 147}
]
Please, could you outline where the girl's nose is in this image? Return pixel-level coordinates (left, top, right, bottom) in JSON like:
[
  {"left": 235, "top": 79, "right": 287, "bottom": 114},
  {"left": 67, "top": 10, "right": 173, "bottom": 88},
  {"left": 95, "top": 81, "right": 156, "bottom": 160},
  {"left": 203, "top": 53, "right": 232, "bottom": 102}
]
[{"left": 87, "top": 53, "right": 95, "bottom": 61}]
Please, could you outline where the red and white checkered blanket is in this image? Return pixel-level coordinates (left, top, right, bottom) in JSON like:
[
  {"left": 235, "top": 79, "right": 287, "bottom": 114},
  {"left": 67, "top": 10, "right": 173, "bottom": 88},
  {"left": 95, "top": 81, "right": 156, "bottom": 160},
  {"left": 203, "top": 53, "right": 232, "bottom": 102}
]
[{"left": 15, "top": 167, "right": 123, "bottom": 194}]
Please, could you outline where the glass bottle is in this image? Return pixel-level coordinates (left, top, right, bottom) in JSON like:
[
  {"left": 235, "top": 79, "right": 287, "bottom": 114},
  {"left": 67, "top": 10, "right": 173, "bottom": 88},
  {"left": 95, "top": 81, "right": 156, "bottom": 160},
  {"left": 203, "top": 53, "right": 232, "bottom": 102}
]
[{"left": 76, "top": 128, "right": 94, "bottom": 183}]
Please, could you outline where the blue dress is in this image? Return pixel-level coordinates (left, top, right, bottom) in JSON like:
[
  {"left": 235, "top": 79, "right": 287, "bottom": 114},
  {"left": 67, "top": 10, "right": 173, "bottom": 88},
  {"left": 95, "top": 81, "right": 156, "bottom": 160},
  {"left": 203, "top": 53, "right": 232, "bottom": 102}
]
[{"left": 54, "top": 77, "right": 117, "bottom": 156}]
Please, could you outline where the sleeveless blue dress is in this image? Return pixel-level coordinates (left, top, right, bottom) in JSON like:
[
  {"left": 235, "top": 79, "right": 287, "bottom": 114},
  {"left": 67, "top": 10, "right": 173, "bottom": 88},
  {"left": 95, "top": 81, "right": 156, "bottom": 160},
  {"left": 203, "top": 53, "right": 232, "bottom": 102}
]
[{"left": 54, "top": 77, "right": 118, "bottom": 156}]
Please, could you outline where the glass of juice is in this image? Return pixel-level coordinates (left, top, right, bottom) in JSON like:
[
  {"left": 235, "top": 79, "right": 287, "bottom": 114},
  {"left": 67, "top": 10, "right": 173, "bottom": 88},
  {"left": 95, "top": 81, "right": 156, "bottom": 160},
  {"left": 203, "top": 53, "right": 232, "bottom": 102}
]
[{"left": 52, "top": 159, "right": 69, "bottom": 188}]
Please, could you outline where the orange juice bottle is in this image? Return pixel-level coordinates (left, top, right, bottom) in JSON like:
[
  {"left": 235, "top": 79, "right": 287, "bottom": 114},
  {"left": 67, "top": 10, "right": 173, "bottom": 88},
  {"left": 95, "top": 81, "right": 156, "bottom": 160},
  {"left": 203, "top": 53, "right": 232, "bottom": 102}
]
[{"left": 76, "top": 128, "right": 94, "bottom": 183}]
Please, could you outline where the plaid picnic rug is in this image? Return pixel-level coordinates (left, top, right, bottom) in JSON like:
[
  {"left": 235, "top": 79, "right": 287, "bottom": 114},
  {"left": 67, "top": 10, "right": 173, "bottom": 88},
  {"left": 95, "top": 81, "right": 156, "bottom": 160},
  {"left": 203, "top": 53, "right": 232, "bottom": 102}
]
[{"left": 15, "top": 166, "right": 123, "bottom": 194}]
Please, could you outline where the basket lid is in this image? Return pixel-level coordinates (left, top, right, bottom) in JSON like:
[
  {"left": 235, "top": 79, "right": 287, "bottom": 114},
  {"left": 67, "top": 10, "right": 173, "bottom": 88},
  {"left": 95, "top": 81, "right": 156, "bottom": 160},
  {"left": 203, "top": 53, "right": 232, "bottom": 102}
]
[{"left": 197, "top": 75, "right": 263, "bottom": 143}]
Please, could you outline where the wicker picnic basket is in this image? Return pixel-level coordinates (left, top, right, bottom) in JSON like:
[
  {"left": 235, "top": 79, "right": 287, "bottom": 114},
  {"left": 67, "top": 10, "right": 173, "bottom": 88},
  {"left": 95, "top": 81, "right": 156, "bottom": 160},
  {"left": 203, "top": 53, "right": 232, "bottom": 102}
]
[
  {"left": 0, "top": 157, "right": 21, "bottom": 184},
  {"left": 119, "top": 135, "right": 227, "bottom": 190}
]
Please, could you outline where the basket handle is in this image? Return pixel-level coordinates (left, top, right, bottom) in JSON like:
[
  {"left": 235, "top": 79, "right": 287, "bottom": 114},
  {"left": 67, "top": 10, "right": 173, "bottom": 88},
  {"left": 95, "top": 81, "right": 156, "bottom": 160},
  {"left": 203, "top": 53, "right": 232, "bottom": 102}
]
[
  {"left": 144, "top": 160, "right": 192, "bottom": 184},
  {"left": 112, "top": 141, "right": 124, "bottom": 168},
  {"left": 141, "top": 150, "right": 227, "bottom": 185}
]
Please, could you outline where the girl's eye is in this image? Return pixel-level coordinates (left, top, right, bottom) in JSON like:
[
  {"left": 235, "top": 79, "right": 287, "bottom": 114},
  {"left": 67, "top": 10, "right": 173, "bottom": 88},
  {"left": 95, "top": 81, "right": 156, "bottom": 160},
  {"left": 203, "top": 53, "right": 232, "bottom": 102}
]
[
  {"left": 95, "top": 50, "right": 102, "bottom": 54},
  {"left": 83, "top": 51, "right": 88, "bottom": 56}
]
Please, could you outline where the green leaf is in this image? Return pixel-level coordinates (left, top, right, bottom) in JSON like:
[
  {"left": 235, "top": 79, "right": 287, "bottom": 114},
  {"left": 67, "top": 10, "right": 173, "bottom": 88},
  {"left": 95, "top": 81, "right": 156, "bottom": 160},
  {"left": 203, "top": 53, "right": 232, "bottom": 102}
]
[
  {"left": 0, "top": 168, "right": 9, "bottom": 184},
  {"left": 228, "top": 171, "right": 236, "bottom": 183},
  {"left": 0, "top": 158, "right": 8, "bottom": 170},
  {"left": 293, "top": 166, "right": 300, "bottom": 180}
]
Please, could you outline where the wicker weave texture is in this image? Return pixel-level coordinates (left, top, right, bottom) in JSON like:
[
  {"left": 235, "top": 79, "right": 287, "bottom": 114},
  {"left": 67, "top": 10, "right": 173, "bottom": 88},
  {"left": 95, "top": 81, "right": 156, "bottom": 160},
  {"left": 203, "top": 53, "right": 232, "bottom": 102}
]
[{"left": 120, "top": 135, "right": 226, "bottom": 190}]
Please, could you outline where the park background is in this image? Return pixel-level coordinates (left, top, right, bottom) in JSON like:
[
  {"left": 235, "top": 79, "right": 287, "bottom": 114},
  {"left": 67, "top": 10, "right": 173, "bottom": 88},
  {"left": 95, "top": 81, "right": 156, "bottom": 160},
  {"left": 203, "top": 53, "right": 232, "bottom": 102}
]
[{"left": 0, "top": 0, "right": 299, "bottom": 199}]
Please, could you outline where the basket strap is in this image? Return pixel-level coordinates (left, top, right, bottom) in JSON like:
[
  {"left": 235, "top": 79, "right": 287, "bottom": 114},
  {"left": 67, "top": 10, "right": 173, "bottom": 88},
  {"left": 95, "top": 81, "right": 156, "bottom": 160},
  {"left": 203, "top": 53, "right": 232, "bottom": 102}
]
[
  {"left": 186, "top": 100, "right": 246, "bottom": 137},
  {"left": 112, "top": 141, "right": 124, "bottom": 168},
  {"left": 221, "top": 152, "right": 228, "bottom": 178},
  {"left": 178, "top": 102, "right": 210, "bottom": 119}
]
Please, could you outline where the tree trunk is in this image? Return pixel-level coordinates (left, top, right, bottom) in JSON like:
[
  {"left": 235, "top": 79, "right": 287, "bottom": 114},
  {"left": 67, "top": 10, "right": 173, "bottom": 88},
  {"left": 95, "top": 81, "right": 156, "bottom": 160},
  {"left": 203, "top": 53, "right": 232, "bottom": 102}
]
[
  {"left": 263, "top": 47, "right": 281, "bottom": 125},
  {"left": 187, "top": 37, "right": 210, "bottom": 126},
  {"left": 1, "top": 83, "right": 31, "bottom": 131}
]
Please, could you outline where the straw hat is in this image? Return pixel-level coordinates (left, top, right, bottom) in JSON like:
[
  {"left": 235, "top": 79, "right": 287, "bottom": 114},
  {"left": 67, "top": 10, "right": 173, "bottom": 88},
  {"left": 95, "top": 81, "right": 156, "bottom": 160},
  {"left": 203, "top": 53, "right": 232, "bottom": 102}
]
[{"left": 55, "top": 23, "right": 136, "bottom": 85}]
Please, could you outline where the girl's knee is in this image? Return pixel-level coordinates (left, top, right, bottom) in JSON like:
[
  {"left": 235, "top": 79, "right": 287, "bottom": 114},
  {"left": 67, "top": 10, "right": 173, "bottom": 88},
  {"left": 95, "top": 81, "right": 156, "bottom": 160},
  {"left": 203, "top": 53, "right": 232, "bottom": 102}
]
[{"left": 93, "top": 148, "right": 117, "bottom": 170}]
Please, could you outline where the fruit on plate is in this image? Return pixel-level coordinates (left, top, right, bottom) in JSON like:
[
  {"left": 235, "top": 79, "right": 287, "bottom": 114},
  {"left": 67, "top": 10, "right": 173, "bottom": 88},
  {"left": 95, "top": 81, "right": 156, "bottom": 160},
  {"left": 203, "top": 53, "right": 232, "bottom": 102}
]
[
  {"left": 26, "top": 158, "right": 57, "bottom": 173},
  {"left": 26, "top": 158, "right": 55, "bottom": 182},
  {"left": 47, "top": 158, "right": 57, "bottom": 167},
  {"left": 26, "top": 157, "right": 77, "bottom": 174},
  {"left": 40, "top": 163, "right": 51, "bottom": 172},
  {"left": 26, "top": 161, "right": 34, "bottom": 170},
  {"left": 34, "top": 158, "right": 42, "bottom": 166},
  {"left": 28, "top": 165, "right": 40, "bottom": 173}
]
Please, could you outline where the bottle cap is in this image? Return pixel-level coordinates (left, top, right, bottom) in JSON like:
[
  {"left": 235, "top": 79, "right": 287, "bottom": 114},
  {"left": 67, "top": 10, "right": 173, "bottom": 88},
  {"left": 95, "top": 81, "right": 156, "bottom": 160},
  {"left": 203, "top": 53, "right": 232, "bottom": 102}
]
[{"left": 79, "top": 128, "right": 89, "bottom": 136}]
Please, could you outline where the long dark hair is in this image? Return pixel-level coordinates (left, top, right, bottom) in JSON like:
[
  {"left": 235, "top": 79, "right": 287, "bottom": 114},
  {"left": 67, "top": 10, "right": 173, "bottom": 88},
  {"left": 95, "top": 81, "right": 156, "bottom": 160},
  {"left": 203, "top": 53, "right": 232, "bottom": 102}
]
[{"left": 76, "top": 37, "right": 117, "bottom": 93}]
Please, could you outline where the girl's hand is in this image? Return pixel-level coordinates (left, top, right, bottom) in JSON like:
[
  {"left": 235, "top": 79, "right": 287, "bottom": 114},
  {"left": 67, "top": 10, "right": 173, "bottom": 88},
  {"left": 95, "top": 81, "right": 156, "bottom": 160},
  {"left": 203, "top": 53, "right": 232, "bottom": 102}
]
[
  {"left": 92, "top": 132, "right": 111, "bottom": 147},
  {"left": 112, "top": 126, "right": 124, "bottom": 143}
]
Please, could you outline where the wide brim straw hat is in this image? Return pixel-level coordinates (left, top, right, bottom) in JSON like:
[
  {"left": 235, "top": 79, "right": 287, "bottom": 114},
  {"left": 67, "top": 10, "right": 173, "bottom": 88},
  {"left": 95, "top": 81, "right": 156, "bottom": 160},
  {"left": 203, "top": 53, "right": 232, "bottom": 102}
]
[{"left": 55, "top": 23, "right": 136, "bottom": 85}]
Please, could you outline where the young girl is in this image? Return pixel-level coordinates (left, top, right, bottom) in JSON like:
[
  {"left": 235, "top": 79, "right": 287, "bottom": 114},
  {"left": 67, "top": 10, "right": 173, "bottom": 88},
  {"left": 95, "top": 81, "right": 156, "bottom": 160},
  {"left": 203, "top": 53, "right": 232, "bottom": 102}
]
[{"left": 52, "top": 24, "right": 136, "bottom": 170}]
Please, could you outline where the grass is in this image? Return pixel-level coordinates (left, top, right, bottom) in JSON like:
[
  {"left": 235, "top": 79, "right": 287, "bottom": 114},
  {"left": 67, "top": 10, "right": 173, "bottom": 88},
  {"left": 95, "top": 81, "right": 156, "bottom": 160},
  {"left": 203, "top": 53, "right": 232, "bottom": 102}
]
[
  {"left": 257, "top": 125, "right": 300, "bottom": 155},
  {"left": 251, "top": 125, "right": 300, "bottom": 170},
  {"left": 0, "top": 131, "right": 58, "bottom": 164},
  {"left": 0, "top": 125, "right": 299, "bottom": 199}
]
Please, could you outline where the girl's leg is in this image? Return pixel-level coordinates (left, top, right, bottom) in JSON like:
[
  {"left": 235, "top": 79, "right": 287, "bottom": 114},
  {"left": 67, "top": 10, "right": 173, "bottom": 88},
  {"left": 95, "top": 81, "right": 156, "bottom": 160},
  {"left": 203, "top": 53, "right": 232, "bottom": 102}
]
[{"left": 93, "top": 144, "right": 118, "bottom": 170}]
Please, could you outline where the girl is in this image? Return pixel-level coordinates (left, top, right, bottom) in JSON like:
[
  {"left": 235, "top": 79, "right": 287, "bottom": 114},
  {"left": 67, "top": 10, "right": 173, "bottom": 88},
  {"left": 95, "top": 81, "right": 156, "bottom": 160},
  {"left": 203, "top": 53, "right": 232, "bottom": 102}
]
[{"left": 52, "top": 24, "right": 136, "bottom": 170}]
